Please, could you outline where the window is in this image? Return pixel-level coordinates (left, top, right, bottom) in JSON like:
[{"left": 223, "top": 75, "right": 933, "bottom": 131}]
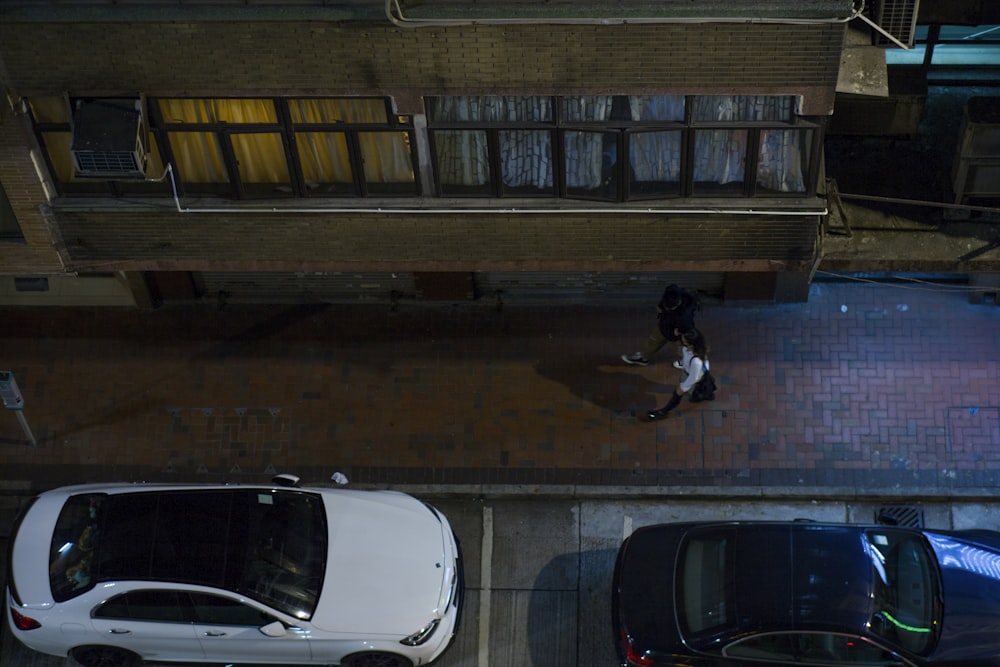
[
  {"left": 189, "top": 592, "right": 277, "bottom": 626},
  {"left": 94, "top": 590, "right": 190, "bottom": 623},
  {"left": 865, "top": 530, "right": 941, "bottom": 656},
  {"left": 676, "top": 527, "right": 736, "bottom": 636},
  {"left": 428, "top": 94, "right": 818, "bottom": 200},
  {"left": 27, "top": 96, "right": 417, "bottom": 199},
  {"left": 0, "top": 180, "right": 24, "bottom": 240}
]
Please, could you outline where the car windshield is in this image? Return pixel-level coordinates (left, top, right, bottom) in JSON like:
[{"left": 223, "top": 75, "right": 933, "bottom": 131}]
[
  {"left": 48, "top": 489, "right": 327, "bottom": 620},
  {"left": 863, "top": 529, "right": 941, "bottom": 656},
  {"left": 676, "top": 528, "right": 736, "bottom": 637}
]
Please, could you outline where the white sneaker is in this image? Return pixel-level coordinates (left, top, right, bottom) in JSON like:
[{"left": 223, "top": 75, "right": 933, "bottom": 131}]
[{"left": 622, "top": 353, "right": 649, "bottom": 367}]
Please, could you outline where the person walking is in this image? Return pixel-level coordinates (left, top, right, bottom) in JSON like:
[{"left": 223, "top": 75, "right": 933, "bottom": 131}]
[
  {"left": 646, "top": 328, "right": 709, "bottom": 421},
  {"left": 622, "top": 284, "right": 700, "bottom": 367}
]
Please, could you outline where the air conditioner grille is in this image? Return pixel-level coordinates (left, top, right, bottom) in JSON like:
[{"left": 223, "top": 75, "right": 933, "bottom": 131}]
[
  {"left": 74, "top": 150, "right": 143, "bottom": 174},
  {"left": 873, "top": 0, "right": 920, "bottom": 48}
]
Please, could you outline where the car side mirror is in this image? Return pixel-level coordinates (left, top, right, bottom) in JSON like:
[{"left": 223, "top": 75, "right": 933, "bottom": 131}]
[{"left": 259, "top": 621, "right": 288, "bottom": 637}]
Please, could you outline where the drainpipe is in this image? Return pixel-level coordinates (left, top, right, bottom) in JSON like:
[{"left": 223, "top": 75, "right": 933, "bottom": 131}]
[{"left": 385, "top": 0, "right": 864, "bottom": 28}]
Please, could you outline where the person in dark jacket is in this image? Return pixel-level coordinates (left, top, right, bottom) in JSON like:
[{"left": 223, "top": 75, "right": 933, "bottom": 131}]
[{"left": 621, "top": 284, "right": 700, "bottom": 367}]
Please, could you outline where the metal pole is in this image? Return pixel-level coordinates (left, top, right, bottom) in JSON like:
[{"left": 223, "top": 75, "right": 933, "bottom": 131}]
[{"left": 13, "top": 409, "right": 36, "bottom": 447}]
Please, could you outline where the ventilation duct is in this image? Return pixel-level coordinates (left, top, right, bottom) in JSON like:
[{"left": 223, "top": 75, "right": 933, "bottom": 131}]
[
  {"left": 871, "top": 0, "right": 920, "bottom": 48},
  {"left": 70, "top": 97, "right": 148, "bottom": 179}
]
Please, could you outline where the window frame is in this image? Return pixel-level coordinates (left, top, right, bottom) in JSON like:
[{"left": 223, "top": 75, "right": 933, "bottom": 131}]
[
  {"left": 427, "top": 95, "right": 822, "bottom": 201},
  {"left": 27, "top": 96, "right": 420, "bottom": 200}
]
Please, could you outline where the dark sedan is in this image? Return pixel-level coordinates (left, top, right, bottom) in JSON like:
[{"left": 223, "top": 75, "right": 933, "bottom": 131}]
[{"left": 612, "top": 521, "right": 1000, "bottom": 666}]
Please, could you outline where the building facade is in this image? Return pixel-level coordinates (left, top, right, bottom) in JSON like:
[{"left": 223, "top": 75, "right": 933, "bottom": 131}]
[{"left": 0, "top": 1, "right": 859, "bottom": 306}]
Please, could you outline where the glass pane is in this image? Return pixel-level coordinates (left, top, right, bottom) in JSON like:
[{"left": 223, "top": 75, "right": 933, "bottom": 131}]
[
  {"left": 168, "top": 131, "right": 230, "bottom": 195},
  {"left": 289, "top": 98, "right": 387, "bottom": 124},
  {"left": 561, "top": 96, "right": 614, "bottom": 122},
  {"left": 628, "top": 95, "right": 685, "bottom": 121},
  {"left": 110, "top": 591, "right": 188, "bottom": 623},
  {"left": 159, "top": 98, "right": 277, "bottom": 124},
  {"left": 867, "top": 530, "right": 940, "bottom": 656},
  {"left": 29, "top": 96, "right": 71, "bottom": 123},
  {"left": 693, "top": 96, "right": 795, "bottom": 122},
  {"left": 189, "top": 593, "right": 274, "bottom": 626},
  {"left": 231, "top": 133, "right": 292, "bottom": 197},
  {"left": 757, "top": 128, "right": 810, "bottom": 194},
  {"left": 295, "top": 131, "right": 355, "bottom": 195},
  {"left": 629, "top": 131, "right": 681, "bottom": 197},
  {"left": 358, "top": 131, "right": 416, "bottom": 195},
  {"left": 433, "top": 129, "right": 490, "bottom": 196},
  {"left": 499, "top": 130, "right": 553, "bottom": 195},
  {"left": 429, "top": 96, "right": 552, "bottom": 123},
  {"left": 565, "top": 130, "right": 617, "bottom": 199},
  {"left": 693, "top": 129, "right": 746, "bottom": 194},
  {"left": 677, "top": 530, "right": 735, "bottom": 635}
]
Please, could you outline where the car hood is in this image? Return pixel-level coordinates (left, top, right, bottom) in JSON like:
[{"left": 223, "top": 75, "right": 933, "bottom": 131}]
[
  {"left": 925, "top": 532, "right": 1000, "bottom": 662},
  {"left": 311, "top": 490, "right": 449, "bottom": 635}
]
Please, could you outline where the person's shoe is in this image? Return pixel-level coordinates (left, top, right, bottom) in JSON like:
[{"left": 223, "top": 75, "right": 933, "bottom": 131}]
[
  {"left": 646, "top": 408, "right": 671, "bottom": 421},
  {"left": 622, "top": 353, "right": 649, "bottom": 367},
  {"left": 672, "top": 360, "right": 684, "bottom": 369}
]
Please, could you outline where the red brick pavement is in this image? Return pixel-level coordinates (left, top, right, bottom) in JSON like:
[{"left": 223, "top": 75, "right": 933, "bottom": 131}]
[{"left": 1, "top": 281, "right": 998, "bottom": 491}]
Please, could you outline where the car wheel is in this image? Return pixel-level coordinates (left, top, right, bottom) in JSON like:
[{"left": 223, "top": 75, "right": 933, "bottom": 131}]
[
  {"left": 341, "top": 651, "right": 414, "bottom": 667},
  {"left": 69, "top": 645, "right": 142, "bottom": 667}
]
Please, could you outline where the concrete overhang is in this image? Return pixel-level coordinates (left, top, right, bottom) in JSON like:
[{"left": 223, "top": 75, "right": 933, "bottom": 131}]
[{"left": 836, "top": 24, "right": 889, "bottom": 98}]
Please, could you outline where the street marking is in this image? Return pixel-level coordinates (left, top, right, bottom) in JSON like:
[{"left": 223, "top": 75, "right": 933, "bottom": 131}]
[
  {"left": 478, "top": 505, "right": 493, "bottom": 667},
  {"left": 623, "top": 514, "right": 633, "bottom": 540}
]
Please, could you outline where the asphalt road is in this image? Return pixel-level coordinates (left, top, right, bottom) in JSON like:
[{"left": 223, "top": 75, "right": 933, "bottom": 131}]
[{"left": 5, "top": 488, "right": 1000, "bottom": 667}]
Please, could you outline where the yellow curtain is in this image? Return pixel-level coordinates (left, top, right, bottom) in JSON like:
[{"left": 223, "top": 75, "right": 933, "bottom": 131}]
[
  {"left": 169, "top": 132, "right": 227, "bottom": 184},
  {"left": 288, "top": 98, "right": 386, "bottom": 124},
  {"left": 231, "top": 133, "right": 290, "bottom": 185},
  {"left": 158, "top": 98, "right": 277, "bottom": 124},
  {"left": 31, "top": 97, "right": 71, "bottom": 123},
  {"left": 295, "top": 132, "right": 352, "bottom": 187}
]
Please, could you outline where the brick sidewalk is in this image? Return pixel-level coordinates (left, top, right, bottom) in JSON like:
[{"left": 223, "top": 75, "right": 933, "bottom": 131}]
[{"left": 1, "top": 281, "right": 999, "bottom": 492}]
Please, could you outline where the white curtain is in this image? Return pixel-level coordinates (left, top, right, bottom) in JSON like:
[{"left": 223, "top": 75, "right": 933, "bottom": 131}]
[
  {"left": 562, "top": 96, "right": 613, "bottom": 190},
  {"left": 434, "top": 96, "right": 553, "bottom": 188},
  {"left": 692, "top": 96, "right": 803, "bottom": 191}
]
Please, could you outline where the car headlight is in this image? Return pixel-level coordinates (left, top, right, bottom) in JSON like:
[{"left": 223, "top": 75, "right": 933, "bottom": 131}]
[{"left": 400, "top": 618, "right": 440, "bottom": 646}]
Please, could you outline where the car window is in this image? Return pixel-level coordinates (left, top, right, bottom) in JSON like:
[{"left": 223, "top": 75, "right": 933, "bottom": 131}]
[
  {"left": 864, "top": 530, "right": 941, "bottom": 656},
  {"left": 235, "top": 490, "right": 327, "bottom": 620},
  {"left": 189, "top": 592, "right": 278, "bottom": 626},
  {"left": 49, "top": 494, "right": 105, "bottom": 601},
  {"left": 49, "top": 489, "right": 327, "bottom": 621},
  {"left": 676, "top": 528, "right": 736, "bottom": 636},
  {"left": 725, "top": 632, "right": 903, "bottom": 664},
  {"left": 93, "top": 590, "right": 190, "bottom": 623}
]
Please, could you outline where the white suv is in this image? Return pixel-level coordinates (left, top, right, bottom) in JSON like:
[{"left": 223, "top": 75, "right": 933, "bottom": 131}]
[{"left": 6, "top": 479, "right": 463, "bottom": 667}]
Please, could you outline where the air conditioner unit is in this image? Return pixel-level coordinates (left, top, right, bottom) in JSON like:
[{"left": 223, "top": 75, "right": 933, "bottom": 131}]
[
  {"left": 70, "top": 97, "right": 148, "bottom": 179},
  {"left": 871, "top": 0, "right": 921, "bottom": 48}
]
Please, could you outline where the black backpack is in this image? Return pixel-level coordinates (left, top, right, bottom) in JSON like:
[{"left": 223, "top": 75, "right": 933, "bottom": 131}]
[{"left": 690, "top": 369, "right": 717, "bottom": 403}]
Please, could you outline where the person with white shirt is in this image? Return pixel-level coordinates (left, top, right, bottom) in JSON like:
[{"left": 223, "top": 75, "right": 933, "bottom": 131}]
[{"left": 646, "top": 328, "right": 709, "bottom": 421}]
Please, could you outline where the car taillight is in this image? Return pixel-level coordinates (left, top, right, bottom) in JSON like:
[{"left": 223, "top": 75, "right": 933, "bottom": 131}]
[
  {"left": 620, "top": 626, "right": 653, "bottom": 666},
  {"left": 10, "top": 608, "right": 41, "bottom": 631}
]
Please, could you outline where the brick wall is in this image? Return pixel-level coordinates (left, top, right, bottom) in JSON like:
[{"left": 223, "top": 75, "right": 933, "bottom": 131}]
[
  {"left": 0, "top": 21, "right": 843, "bottom": 114},
  {"left": 53, "top": 209, "right": 820, "bottom": 274},
  {"left": 0, "top": 19, "right": 839, "bottom": 278},
  {"left": 0, "top": 99, "right": 65, "bottom": 274}
]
